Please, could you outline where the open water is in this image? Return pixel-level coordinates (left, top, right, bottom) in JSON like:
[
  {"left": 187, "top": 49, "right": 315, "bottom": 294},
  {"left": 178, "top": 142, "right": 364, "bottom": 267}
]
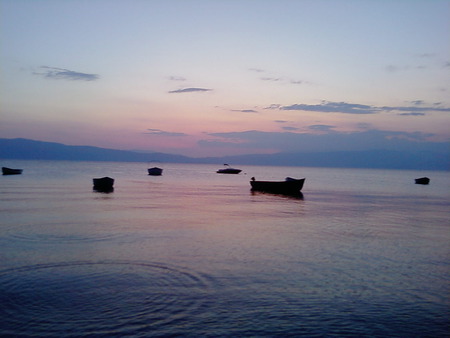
[{"left": 0, "top": 160, "right": 449, "bottom": 337}]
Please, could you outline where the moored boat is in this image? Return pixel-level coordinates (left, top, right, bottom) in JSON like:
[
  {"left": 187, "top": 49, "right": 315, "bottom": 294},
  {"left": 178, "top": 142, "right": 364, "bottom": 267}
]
[
  {"left": 148, "top": 167, "right": 163, "bottom": 176},
  {"left": 2, "top": 167, "right": 23, "bottom": 175},
  {"left": 93, "top": 177, "right": 114, "bottom": 192},
  {"left": 250, "top": 177, "right": 305, "bottom": 195},
  {"left": 217, "top": 164, "right": 242, "bottom": 174},
  {"left": 415, "top": 177, "right": 430, "bottom": 185}
]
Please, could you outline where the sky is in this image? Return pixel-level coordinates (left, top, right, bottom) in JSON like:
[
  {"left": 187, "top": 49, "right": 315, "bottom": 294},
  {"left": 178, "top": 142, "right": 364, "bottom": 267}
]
[{"left": 1, "top": 0, "right": 449, "bottom": 158}]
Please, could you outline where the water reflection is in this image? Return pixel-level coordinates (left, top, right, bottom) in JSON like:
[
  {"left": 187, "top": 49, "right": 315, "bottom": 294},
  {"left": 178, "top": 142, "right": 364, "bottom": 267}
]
[
  {"left": 251, "top": 190, "right": 304, "bottom": 200},
  {"left": 1, "top": 162, "right": 448, "bottom": 337}
]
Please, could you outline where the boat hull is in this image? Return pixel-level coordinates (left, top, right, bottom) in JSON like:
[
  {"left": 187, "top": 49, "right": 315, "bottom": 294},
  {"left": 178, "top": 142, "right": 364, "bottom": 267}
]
[
  {"left": 250, "top": 178, "right": 305, "bottom": 194},
  {"left": 415, "top": 177, "right": 430, "bottom": 185},
  {"left": 217, "top": 168, "right": 242, "bottom": 174},
  {"left": 93, "top": 177, "right": 114, "bottom": 192},
  {"left": 148, "top": 167, "right": 163, "bottom": 176},
  {"left": 2, "top": 167, "right": 23, "bottom": 175}
]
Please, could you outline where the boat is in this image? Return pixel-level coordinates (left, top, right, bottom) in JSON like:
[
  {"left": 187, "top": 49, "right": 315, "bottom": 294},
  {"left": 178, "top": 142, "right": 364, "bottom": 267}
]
[
  {"left": 93, "top": 176, "right": 114, "bottom": 192},
  {"left": 415, "top": 177, "right": 430, "bottom": 185},
  {"left": 250, "top": 177, "right": 305, "bottom": 195},
  {"left": 2, "top": 167, "right": 23, "bottom": 175},
  {"left": 148, "top": 167, "right": 163, "bottom": 176},
  {"left": 217, "top": 164, "right": 242, "bottom": 174}
]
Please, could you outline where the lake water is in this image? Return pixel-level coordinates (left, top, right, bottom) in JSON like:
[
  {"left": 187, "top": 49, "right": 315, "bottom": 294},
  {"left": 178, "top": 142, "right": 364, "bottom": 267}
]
[{"left": 1, "top": 160, "right": 449, "bottom": 337}]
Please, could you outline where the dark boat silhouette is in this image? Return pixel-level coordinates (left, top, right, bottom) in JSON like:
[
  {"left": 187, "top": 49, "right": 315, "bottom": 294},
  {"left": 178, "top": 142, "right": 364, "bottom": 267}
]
[
  {"left": 93, "top": 177, "right": 114, "bottom": 192},
  {"left": 415, "top": 177, "right": 430, "bottom": 185},
  {"left": 2, "top": 167, "right": 23, "bottom": 175},
  {"left": 148, "top": 167, "right": 163, "bottom": 176},
  {"left": 217, "top": 164, "right": 242, "bottom": 174},
  {"left": 250, "top": 177, "right": 305, "bottom": 195}
]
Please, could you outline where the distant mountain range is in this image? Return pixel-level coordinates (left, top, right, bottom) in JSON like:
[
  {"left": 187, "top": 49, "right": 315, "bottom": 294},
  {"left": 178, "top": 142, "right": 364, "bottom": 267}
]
[
  {"left": 0, "top": 138, "right": 194, "bottom": 163},
  {"left": 0, "top": 138, "right": 448, "bottom": 170}
]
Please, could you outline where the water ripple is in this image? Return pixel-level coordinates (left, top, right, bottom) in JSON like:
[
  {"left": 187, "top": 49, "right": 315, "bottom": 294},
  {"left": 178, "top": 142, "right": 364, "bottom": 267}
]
[
  {"left": 0, "top": 260, "right": 216, "bottom": 337},
  {"left": 7, "top": 232, "right": 127, "bottom": 244}
]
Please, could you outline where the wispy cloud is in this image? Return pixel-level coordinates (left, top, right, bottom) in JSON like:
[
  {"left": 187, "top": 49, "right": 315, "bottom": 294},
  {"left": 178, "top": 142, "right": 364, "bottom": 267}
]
[
  {"left": 278, "top": 101, "right": 378, "bottom": 114},
  {"left": 168, "top": 76, "right": 186, "bottom": 81},
  {"left": 168, "top": 87, "right": 212, "bottom": 94},
  {"left": 33, "top": 66, "right": 99, "bottom": 81},
  {"left": 231, "top": 109, "right": 258, "bottom": 113},
  {"left": 266, "top": 104, "right": 282, "bottom": 110},
  {"left": 260, "top": 76, "right": 305, "bottom": 85},
  {"left": 269, "top": 100, "right": 450, "bottom": 115},
  {"left": 383, "top": 105, "right": 450, "bottom": 113},
  {"left": 282, "top": 126, "right": 299, "bottom": 131},
  {"left": 308, "top": 124, "right": 336, "bottom": 132},
  {"left": 273, "top": 120, "right": 298, "bottom": 130},
  {"left": 249, "top": 68, "right": 306, "bottom": 86},
  {"left": 410, "top": 100, "right": 425, "bottom": 105},
  {"left": 261, "top": 77, "right": 282, "bottom": 82},
  {"left": 144, "top": 128, "right": 187, "bottom": 137},
  {"left": 248, "top": 68, "right": 265, "bottom": 73},
  {"left": 397, "top": 112, "right": 426, "bottom": 116},
  {"left": 290, "top": 80, "right": 303, "bottom": 85}
]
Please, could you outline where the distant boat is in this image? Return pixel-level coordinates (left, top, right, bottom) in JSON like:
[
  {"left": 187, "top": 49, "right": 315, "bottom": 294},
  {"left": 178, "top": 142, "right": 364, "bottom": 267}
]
[
  {"left": 148, "top": 167, "right": 163, "bottom": 176},
  {"left": 217, "top": 164, "right": 242, "bottom": 174},
  {"left": 93, "top": 177, "right": 114, "bottom": 192},
  {"left": 250, "top": 177, "right": 305, "bottom": 195},
  {"left": 2, "top": 167, "right": 23, "bottom": 175},
  {"left": 415, "top": 177, "right": 430, "bottom": 185}
]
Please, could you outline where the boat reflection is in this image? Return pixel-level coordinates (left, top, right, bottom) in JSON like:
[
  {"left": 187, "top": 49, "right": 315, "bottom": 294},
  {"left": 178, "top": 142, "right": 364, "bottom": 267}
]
[{"left": 251, "top": 190, "right": 304, "bottom": 200}]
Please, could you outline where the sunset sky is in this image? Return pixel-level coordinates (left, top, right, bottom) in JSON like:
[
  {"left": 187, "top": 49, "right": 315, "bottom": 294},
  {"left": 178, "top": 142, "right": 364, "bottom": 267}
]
[{"left": 1, "top": 0, "right": 449, "bottom": 157}]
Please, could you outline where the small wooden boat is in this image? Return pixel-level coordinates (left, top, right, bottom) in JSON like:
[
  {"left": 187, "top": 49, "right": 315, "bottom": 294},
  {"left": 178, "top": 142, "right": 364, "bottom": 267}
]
[
  {"left": 148, "top": 167, "right": 163, "bottom": 176},
  {"left": 2, "top": 167, "right": 23, "bottom": 175},
  {"left": 415, "top": 177, "right": 430, "bottom": 185},
  {"left": 250, "top": 177, "right": 305, "bottom": 194},
  {"left": 217, "top": 164, "right": 242, "bottom": 174},
  {"left": 93, "top": 177, "right": 114, "bottom": 192}
]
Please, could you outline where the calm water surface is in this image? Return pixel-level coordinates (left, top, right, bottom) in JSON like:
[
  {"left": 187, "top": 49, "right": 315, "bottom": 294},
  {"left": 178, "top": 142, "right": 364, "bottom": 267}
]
[{"left": 1, "top": 160, "right": 449, "bottom": 337}]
